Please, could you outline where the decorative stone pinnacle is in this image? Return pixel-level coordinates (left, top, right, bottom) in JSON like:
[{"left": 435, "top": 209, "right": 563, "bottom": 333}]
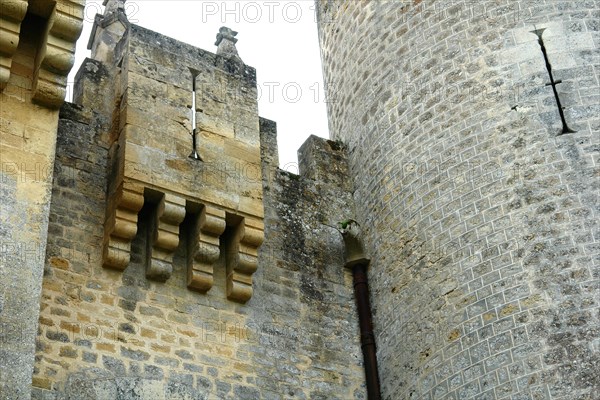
[
  {"left": 215, "top": 26, "right": 242, "bottom": 61},
  {"left": 215, "top": 26, "right": 238, "bottom": 46},
  {"left": 103, "top": 0, "right": 126, "bottom": 16}
]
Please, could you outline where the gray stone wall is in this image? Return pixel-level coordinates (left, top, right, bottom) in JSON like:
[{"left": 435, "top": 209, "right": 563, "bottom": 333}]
[{"left": 317, "top": 1, "right": 599, "bottom": 399}]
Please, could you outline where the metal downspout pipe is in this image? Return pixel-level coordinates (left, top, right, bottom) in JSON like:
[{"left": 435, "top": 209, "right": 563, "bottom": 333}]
[{"left": 339, "top": 222, "right": 382, "bottom": 399}]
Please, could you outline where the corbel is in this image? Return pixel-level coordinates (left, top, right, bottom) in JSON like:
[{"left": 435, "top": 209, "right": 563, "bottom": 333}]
[
  {"left": 187, "top": 205, "right": 226, "bottom": 292},
  {"left": 146, "top": 192, "right": 186, "bottom": 281}
]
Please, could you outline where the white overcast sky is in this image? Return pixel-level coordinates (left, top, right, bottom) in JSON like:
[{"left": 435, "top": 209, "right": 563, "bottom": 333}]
[{"left": 69, "top": 0, "right": 329, "bottom": 170}]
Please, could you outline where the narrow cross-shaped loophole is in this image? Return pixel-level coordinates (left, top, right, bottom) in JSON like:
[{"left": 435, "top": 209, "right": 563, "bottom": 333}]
[
  {"left": 531, "top": 28, "right": 576, "bottom": 135},
  {"left": 189, "top": 68, "right": 202, "bottom": 160}
]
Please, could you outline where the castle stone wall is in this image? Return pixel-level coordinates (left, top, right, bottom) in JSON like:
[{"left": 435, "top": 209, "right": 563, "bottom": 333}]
[
  {"left": 0, "top": 2, "right": 84, "bottom": 397},
  {"left": 317, "top": 1, "right": 599, "bottom": 399},
  {"left": 31, "top": 22, "right": 367, "bottom": 399}
]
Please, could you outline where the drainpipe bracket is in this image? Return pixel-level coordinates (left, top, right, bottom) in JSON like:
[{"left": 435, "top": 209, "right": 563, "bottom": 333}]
[
  {"left": 339, "top": 222, "right": 370, "bottom": 269},
  {"left": 345, "top": 256, "right": 370, "bottom": 269}
]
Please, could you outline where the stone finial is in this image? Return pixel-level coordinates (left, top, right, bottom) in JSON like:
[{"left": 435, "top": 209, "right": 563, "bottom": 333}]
[
  {"left": 87, "top": 0, "right": 129, "bottom": 53},
  {"left": 215, "top": 26, "right": 238, "bottom": 45},
  {"left": 103, "top": 0, "right": 126, "bottom": 16},
  {"left": 215, "top": 26, "right": 242, "bottom": 61}
]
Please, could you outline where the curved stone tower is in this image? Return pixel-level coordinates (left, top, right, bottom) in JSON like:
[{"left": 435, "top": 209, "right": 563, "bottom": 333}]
[{"left": 317, "top": 1, "right": 599, "bottom": 399}]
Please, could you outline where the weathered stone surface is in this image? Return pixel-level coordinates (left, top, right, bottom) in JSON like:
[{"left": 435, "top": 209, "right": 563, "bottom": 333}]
[
  {"left": 0, "top": 1, "right": 84, "bottom": 397},
  {"left": 27, "top": 10, "right": 365, "bottom": 400},
  {"left": 8, "top": 1, "right": 596, "bottom": 399},
  {"left": 317, "top": 1, "right": 600, "bottom": 399},
  {"left": 31, "top": 96, "right": 365, "bottom": 397},
  {"left": 95, "top": 23, "right": 265, "bottom": 301},
  {"left": 187, "top": 206, "right": 226, "bottom": 293}
]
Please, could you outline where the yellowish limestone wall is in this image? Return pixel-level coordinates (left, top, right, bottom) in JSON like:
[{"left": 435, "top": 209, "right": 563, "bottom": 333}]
[
  {"left": 0, "top": 1, "right": 83, "bottom": 398},
  {"left": 31, "top": 14, "right": 367, "bottom": 398}
]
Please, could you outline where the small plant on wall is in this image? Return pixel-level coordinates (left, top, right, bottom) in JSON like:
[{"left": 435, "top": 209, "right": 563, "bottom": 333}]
[{"left": 338, "top": 218, "right": 358, "bottom": 231}]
